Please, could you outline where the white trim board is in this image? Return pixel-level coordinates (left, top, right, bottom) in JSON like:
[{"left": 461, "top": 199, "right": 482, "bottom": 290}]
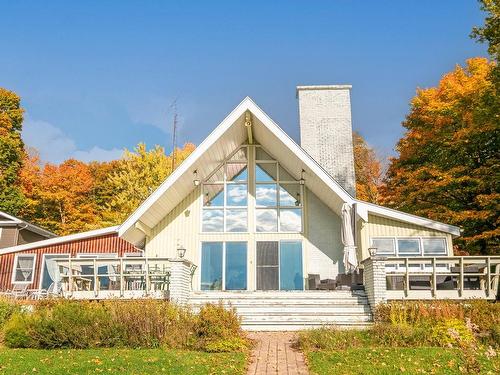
[{"left": 0, "top": 226, "right": 119, "bottom": 255}]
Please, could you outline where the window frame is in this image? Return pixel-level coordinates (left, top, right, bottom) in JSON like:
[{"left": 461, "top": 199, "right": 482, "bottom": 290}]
[
  {"left": 38, "top": 253, "right": 70, "bottom": 290},
  {"left": 199, "top": 241, "right": 248, "bottom": 291},
  {"left": 11, "top": 254, "right": 37, "bottom": 284},
  {"left": 254, "top": 146, "right": 303, "bottom": 233},
  {"left": 201, "top": 146, "right": 249, "bottom": 233},
  {"left": 370, "top": 236, "right": 448, "bottom": 257}
]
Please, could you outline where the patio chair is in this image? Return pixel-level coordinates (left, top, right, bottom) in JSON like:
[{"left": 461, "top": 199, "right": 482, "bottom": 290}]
[{"left": 9, "top": 283, "right": 29, "bottom": 299}]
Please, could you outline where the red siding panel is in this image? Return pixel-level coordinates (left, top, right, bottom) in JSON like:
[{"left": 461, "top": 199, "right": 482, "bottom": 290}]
[{"left": 0, "top": 233, "right": 138, "bottom": 290}]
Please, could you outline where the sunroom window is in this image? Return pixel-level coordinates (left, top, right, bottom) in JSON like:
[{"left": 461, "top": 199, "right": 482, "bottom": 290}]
[
  {"left": 202, "top": 147, "right": 248, "bottom": 232},
  {"left": 255, "top": 148, "right": 302, "bottom": 233}
]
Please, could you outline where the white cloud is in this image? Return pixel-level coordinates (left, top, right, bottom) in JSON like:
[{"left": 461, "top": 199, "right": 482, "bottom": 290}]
[{"left": 23, "top": 116, "right": 123, "bottom": 164}]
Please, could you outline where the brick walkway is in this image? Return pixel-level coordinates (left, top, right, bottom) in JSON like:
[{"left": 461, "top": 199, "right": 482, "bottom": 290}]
[{"left": 247, "top": 332, "right": 308, "bottom": 375}]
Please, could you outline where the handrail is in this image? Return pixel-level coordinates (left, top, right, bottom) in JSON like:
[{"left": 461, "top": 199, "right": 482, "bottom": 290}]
[
  {"left": 383, "top": 255, "right": 500, "bottom": 299},
  {"left": 53, "top": 256, "right": 181, "bottom": 298}
]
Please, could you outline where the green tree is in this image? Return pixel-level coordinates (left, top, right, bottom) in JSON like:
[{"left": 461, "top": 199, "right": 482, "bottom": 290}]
[
  {"left": 0, "top": 88, "right": 25, "bottom": 215},
  {"left": 380, "top": 58, "right": 499, "bottom": 255},
  {"left": 471, "top": 0, "right": 500, "bottom": 62},
  {"left": 103, "top": 143, "right": 195, "bottom": 224}
]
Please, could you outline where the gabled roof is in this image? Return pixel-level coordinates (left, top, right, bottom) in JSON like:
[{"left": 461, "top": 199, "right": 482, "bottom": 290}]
[
  {"left": 119, "top": 97, "right": 356, "bottom": 244},
  {"left": 118, "top": 97, "right": 461, "bottom": 244},
  {"left": 0, "top": 210, "right": 56, "bottom": 239},
  {"left": 0, "top": 226, "right": 119, "bottom": 255}
]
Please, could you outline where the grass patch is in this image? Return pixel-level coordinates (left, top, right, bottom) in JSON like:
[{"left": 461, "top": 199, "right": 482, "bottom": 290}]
[
  {"left": 0, "top": 347, "right": 246, "bottom": 374},
  {"left": 306, "top": 347, "right": 500, "bottom": 375}
]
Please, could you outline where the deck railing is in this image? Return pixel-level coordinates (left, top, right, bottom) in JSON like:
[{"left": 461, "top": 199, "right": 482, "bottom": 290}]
[
  {"left": 54, "top": 256, "right": 173, "bottom": 299},
  {"left": 384, "top": 256, "right": 500, "bottom": 300}
]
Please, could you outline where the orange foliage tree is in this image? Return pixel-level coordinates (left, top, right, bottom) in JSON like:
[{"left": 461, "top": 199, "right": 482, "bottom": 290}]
[
  {"left": 380, "top": 58, "right": 499, "bottom": 254},
  {"left": 353, "top": 131, "right": 382, "bottom": 203},
  {"left": 20, "top": 156, "right": 99, "bottom": 235}
]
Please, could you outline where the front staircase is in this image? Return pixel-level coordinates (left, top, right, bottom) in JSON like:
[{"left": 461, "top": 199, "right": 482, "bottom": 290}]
[{"left": 188, "top": 290, "right": 373, "bottom": 331}]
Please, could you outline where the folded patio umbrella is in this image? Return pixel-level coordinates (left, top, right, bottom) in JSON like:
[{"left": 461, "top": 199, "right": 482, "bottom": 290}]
[{"left": 341, "top": 203, "right": 358, "bottom": 273}]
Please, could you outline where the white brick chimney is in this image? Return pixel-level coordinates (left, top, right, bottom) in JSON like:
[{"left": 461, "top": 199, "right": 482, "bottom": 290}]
[{"left": 297, "top": 85, "right": 356, "bottom": 196}]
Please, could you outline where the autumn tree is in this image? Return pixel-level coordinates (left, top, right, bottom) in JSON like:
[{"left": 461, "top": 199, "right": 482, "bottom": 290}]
[
  {"left": 102, "top": 143, "right": 195, "bottom": 224},
  {"left": 353, "top": 131, "right": 382, "bottom": 203},
  {"left": 21, "top": 158, "right": 99, "bottom": 235},
  {"left": 0, "top": 88, "right": 25, "bottom": 214},
  {"left": 380, "top": 58, "right": 499, "bottom": 254}
]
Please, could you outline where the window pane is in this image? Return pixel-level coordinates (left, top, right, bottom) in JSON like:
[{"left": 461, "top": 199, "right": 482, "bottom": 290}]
[
  {"left": 256, "top": 209, "right": 278, "bottom": 232},
  {"left": 256, "top": 163, "right": 277, "bottom": 182},
  {"left": 203, "top": 184, "right": 224, "bottom": 206},
  {"left": 225, "top": 242, "right": 247, "bottom": 290},
  {"left": 423, "top": 238, "right": 447, "bottom": 255},
  {"left": 227, "top": 164, "right": 247, "bottom": 182},
  {"left": 280, "top": 209, "right": 302, "bottom": 232},
  {"left": 371, "top": 238, "right": 396, "bottom": 255},
  {"left": 226, "top": 184, "right": 247, "bottom": 206},
  {"left": 280, "top": 241, "right": 303, "bottom": 290},
  {"left": 256, "top": 184, "right": 277, "bottom": 206},
  {"left": 15, "top": 255, "right": 35, "bottom": 282},
  {"left": 201, "top": 242, "right": 223, "bottom": 290},
  {"left": 397, "top": 239, "right": 421, "bottom": 255},
  {"left": 41, "top": 255, "right": 69, "bottom": 289},
  {"left": 256, "top": 147, "right": 272, "bottom": 160},
  {"left": 226, "top": 209, "right": 247, "bottom": 232},
  {"left": 279, "top": 184, "right": 300, "bottom": 206},
  {"left": 202, "top": 209, "right": 224, "bottom": 232}
]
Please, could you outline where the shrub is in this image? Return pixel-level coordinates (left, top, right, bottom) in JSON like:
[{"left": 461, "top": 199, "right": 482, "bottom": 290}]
[
  {"left": 430, "top": 319, "right": 475, "bottom": 348},
  {"left": 2, "top": 299, "right": 248, "bottom": 352},
  {"left": 0, "top": 297, "right": 20, "bottom": 327},
  {"left": 3, "top": 312, "right": 34, "bottom": 348},
  {"left": 193, "top": 303, "right": 249, "bottom": 351},
  {"left": 204, "top": 337, "right": 249, "bottom": 353},
  {"left": 104, "top": 300, "right": 195, "bottom": 349}
]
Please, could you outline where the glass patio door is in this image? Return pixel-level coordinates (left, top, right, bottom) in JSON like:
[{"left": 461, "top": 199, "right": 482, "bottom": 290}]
[
  {"left": 201, "top": 242, "right": 247, "bottom": 290},
  {"left": 256, "top": 241, "right": 303, "bottom": 290}
]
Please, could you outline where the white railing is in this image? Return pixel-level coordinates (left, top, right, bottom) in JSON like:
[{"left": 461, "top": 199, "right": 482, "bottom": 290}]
[
  {"left": 384, "top": 256, "right": 500, "bottom": 300},
  {"left": 54, "top": 256, "right": 173, "bottom": 299}
]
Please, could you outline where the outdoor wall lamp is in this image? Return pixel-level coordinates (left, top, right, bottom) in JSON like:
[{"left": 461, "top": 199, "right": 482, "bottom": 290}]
[
  {"left": 193, "top": 170, "right": 200, "bottom": 186},
  {"left": 295, "top": 193, "right": 301, "bottom": 206},
  {"left": 177, "top": 245, "right": 187, "bottom": 259}
]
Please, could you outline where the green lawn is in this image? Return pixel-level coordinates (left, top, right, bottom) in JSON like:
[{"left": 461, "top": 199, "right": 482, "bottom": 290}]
[
  {"left": 306, "top": 347, "right": 500, "bottom": 375},
  {"left": 0, "top": 348, "right": 246, "bottom": 375}
]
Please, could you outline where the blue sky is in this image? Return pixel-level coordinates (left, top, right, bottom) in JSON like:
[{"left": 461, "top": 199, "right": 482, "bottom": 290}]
[{"left": 0, "top": 1, "right": 487, "bottom": 163}]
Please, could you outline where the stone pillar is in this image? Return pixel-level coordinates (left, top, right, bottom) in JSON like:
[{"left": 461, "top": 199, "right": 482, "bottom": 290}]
[
  {"left": 361, "top": 256, "right": 387, "bottom": 314},
  {"left": 168, "top": 259, "right": 193, "bottom": 305}
]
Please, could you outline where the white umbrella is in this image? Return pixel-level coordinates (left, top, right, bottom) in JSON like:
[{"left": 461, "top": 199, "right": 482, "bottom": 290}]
[{"left": 341, "top": 203, "right": 358, "bottom": 273}]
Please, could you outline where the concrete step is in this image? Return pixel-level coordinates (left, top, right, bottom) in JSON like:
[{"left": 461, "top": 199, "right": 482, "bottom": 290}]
[
  {"left": 188, "top": 290, "right": 373, "bottom": 331},
  {"left": 190, "top": 305, "right": 372, "bottom": 314}
]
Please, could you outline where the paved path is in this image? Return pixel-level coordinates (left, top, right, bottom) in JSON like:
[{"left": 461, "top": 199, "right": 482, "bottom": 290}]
[{"left": 247, "top": 332, "right": 308, "bottom": 375}]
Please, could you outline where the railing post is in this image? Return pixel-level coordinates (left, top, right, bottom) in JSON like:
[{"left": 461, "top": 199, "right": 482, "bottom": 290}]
[
  {"left": 432, "top": 257, "right": 437, "bottom": 298},
  {"left": 145, "top": 257, "right": 150, "bottom": 296},
  {"left": 68, "top": 258, "right": 73, "bottom": 296},
  {"left": 120, "top": 258, "right": 124, "bottom": 298},
  {"left": 169, "top": 259, "right": 194, "bottom": 305},
  {"left": 360, "top": 256, "right": 387, "bottom": 316},
  {"left": 486, "top": 257, "right": 491, "bottom": 298},
  {"left": 93, "top": 259, "right": 98, "bottom": 298},
  {"left": 459, "top": 257, "right": 464, "bottom": 297},
  {"left": 404, "top": 258, "right": 409, "bottom": 297}
]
